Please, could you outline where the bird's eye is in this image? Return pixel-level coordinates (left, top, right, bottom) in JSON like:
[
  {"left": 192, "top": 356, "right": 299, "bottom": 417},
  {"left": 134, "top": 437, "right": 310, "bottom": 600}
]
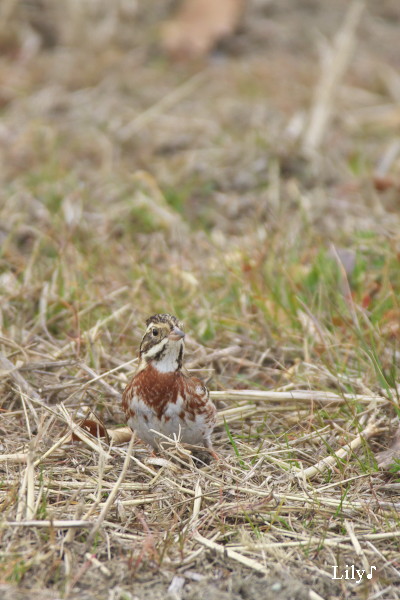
[{"left": 152, "top": 328, "right": 159, "bottom": 336}]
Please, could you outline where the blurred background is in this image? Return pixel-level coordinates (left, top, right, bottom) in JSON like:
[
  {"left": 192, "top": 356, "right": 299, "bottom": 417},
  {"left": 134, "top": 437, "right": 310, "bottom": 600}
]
[
  {"left": 0, "top": 0, "right": 399, "bottom": 386},
  {"left": 1, "top": 3, "right": 400, "bottom": 598}
]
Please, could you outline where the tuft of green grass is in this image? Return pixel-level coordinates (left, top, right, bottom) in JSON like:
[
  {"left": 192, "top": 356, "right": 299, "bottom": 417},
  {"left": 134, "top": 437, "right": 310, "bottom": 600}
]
[{"left": 224, "top": 419, "right": 248, "bottom": 469}]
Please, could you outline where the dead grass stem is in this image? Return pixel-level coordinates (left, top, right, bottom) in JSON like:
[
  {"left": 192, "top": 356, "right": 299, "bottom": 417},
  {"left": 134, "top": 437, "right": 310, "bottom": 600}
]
[{"left": 1, "top": 2, "right": 400, "bottom": 598}]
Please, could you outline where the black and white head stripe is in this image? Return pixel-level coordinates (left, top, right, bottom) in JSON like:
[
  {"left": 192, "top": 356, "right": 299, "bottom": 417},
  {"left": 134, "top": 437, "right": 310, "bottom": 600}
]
[
  {"left": 145, "top": 313, "right": 183, "bottom": 331},
  {"left": 139, "top": 314, "right": 185, "bottom": 371}
]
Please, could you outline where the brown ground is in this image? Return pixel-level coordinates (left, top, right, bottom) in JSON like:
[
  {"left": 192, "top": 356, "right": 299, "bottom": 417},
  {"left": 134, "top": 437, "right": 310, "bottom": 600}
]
[{"left": 1, "top": 2, "right": 400, "bottom": 600}]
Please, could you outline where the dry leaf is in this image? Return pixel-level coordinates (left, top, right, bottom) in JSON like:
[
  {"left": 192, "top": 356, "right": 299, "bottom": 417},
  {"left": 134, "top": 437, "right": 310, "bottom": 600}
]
[
  {"left": 161, "top": 0, "right": 245, "bottom": 60},
  {"left": 373, "top": 175, "right": 400, "bottom": 192},
  {"left": 107, "top": 427, "right": 133, "bottom": 445},
  {"left": 71, "top": 410, "right": 110, "bottom": 444}
]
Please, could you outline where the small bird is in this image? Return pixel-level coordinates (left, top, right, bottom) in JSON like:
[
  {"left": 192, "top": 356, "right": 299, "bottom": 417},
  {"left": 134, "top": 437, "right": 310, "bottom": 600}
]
[{"left": 122, "top": 313, "right": 218, "bottom": 458}]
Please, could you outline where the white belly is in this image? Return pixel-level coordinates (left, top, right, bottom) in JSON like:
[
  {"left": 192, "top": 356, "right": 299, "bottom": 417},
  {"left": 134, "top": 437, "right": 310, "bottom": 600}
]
[{"left": 128, "top": 396, "right": 210, "bottom": 449}]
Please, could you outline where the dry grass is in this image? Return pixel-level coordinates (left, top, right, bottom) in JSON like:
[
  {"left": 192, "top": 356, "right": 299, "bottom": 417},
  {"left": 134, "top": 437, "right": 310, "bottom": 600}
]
[{"left": 1, "top": 1, "right": 400, "bottom": 599}]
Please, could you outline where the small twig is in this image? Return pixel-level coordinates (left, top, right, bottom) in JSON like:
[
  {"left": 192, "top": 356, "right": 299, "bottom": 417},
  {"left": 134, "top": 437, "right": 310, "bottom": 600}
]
[
  {"left": 210, "top": 389, "right": 385, "bottom": 405},
  {"left": 84, "top": 553, "right": 111, "bottom": 577},
  {"left": 194, "top": 532, "right": 268, "bottom": 575},
  {"left": 86, "top": 434, "right": 136, "bottom": 546},
  {"left": 297, "top": 417, "right": 380, "bottom": 480},
  {"left": 330, "top": 244, "right": 360, "bottom": 328},
  {"left": 15, "top": 466, "right": 28, "bottom": 522},
  {"left": 39, "top": 282, "right": 57, "bottom": 343},
  {"left": 79, "top": 361, "right": 137, "bottom": 397},
  {"left": 189, "top": 480, "right": 202, "bottom": 530},
  {"left": 64, "top": 502, "right": 86, "bottom": 544},
  {"left": 79, "top": 363, "right": 121, "bottom": 398},
  {"left": 0, "top": 354, "right": 46, "bottom": 406},
  {"left": 366, "top": 541, "right": 400, "bottom": 579},
  {"left": 58, "top": 403, "right": 109, "bottom": 459},
  {"left": 96, "top": 495, "right": 161, "bottom": 508},
  {"left": 54, "top": 304, "right": 131, "bottom": 358},
  {"left": 25, "top": 449, "right": 35, "bottom": 520},
  {"left": 0, "top": 453, "right": 28, "bottom": 463},
  {"left": 199, "top": 535, "right": 326, "bottom": 600},
  {"left": 6, "top": 520, "right": 93, "bottom": 528},
  {"left": 303, "top": 0, "right": 365, "bottom": 154},
  {"left": 187, "top": 345, "right": 242, "bottom": 369},
  {"left": 345, "top": 520, "right": 371, "bottom": 574},
  {"left": 310, "top": 592, "right": 327, "bottom": 600},
  {"left": 117, "top": 72, "right": 206, "bottom": 139},
  {"left": 33, "top": 430, "right": 72, "bottom": 468},
  {"left": 19, "top": 387, "right": 35, "bottom": 438}
]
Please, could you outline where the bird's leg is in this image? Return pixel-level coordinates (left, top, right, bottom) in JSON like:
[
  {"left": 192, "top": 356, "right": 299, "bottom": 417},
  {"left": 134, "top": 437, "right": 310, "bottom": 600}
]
[
  {"left": 208, "top": 448, "right": 220, "bottom": 461},
  {"left": 204, "top": 437, "right": 220, "bottom": 461}
]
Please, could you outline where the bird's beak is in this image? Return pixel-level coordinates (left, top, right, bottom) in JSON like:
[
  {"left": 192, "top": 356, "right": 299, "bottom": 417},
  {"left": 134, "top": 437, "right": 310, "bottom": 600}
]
[{"left": 168, "top": 327, "right": 185, "bottom": 341}]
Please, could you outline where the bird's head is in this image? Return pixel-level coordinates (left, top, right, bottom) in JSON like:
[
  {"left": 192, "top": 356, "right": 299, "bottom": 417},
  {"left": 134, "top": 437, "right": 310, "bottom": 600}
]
[{"left": 139, "top": 313, "right": 185, "bottom": 372}]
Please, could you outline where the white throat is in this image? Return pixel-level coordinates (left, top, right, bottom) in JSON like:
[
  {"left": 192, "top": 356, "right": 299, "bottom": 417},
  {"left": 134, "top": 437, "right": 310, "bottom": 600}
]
[{"left": 145, "top": 339, "right": 183, "bottom": 373}]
